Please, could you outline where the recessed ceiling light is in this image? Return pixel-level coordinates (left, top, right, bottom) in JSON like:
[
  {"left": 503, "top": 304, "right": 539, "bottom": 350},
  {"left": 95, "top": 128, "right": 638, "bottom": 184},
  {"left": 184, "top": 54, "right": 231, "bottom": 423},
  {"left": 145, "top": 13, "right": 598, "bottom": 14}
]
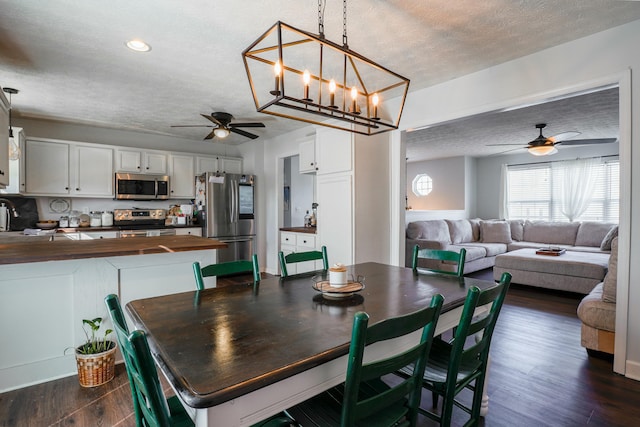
[{"left": 126, "top": 39, "right": 151, "bottom": 52}]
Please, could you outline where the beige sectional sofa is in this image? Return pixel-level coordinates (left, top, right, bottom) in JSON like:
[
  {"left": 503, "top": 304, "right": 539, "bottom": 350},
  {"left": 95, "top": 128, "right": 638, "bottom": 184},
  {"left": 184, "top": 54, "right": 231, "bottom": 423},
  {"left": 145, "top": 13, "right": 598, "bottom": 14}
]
[
  {"left": 406, "top": 219, "right": 617, "bottom": 294},
  {"left": 577, "top": 237, "right": 618, "bottom": 355}
]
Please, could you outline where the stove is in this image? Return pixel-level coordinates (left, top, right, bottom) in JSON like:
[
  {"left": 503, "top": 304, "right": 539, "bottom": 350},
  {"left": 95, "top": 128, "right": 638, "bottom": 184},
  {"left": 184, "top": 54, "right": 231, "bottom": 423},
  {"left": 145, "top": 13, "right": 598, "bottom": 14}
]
[{"left": 113, "top": 209, "right": 166, "bottom": 228}]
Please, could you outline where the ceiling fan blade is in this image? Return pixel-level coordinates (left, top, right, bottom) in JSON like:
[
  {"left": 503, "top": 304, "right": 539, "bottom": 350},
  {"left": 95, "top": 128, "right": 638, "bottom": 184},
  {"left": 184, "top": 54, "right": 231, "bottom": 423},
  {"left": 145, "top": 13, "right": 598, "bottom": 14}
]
[
  {"left": 548, "top": 131, "right": 581, "bottom": 143},
  {"left": 201, "top": 113, "right": 223, "bottom": 127},
  {"left": 229, "top": 122, "right": 266, "bottom": 128},
  {"left": 485, "top": 143, "right": 525, "bottom": 146},
  {"left": 558, "top": 138, "right": 617, "bottom": 146},
  {"left": 170, "top": 125, "right": 214, "bottom": 128},
  {"left": 489, "top": 147, "right": 527, "bottom": 156},
  {"left": 204, "top": 130, "right": 216, "bottom": 140},
  {"left": 229, "top": 127, "right": 259, "bottom": 140}
]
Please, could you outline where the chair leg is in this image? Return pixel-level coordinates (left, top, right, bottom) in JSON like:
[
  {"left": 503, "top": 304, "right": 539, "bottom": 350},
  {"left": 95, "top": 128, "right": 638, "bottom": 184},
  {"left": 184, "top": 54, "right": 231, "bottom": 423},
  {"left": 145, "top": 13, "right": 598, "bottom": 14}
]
[{"left": 432, "top": 391, "right": 439, "bottom": 408}]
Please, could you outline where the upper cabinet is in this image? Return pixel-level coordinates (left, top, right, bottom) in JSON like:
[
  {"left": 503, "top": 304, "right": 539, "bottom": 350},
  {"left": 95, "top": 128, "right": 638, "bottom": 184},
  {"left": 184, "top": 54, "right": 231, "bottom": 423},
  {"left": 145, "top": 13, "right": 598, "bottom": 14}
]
[
  {"left": 0, "top": 89, "right": 9, "bottom": 187},
  {"left": 116, "top": 149, "right": 167, "bottom": 174},
  {"left": 71, "top": 144, "right": 113, "bottom": 196},
  {"left": 314, "top": 127, "right": 352, "bottom": 175},
  {"left": 169, "top": 153, "right": 195, "bottom": 199},
  {"left": 299, "top": 137, "right": 316, "bottom": 174},
  {"left": 25, "top": 139, "right": 70, "bottom": 195},
  {"left": 25, "top": 138, "right": 114, "bottom": 197},
  {"left": 196, "top": 155, "right": 242, "bottom": 175}
]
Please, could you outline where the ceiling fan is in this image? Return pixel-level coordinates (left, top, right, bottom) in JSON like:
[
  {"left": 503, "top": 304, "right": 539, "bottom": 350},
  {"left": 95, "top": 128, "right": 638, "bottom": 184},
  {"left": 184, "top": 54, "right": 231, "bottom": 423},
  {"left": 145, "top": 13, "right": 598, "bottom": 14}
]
[
  {"left": 488, "top": 123, "right": 617, "bottom": 156},
  {"left": 171, "top": 112, "right": 265, "bottom": 141}
]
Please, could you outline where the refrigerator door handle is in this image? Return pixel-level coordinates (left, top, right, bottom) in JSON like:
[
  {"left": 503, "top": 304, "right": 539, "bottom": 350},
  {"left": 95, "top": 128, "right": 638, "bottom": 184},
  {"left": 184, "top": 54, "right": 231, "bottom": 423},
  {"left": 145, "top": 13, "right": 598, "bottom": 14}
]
[{"left": 232, "top": 178, "right": 238, "bottom": 223}]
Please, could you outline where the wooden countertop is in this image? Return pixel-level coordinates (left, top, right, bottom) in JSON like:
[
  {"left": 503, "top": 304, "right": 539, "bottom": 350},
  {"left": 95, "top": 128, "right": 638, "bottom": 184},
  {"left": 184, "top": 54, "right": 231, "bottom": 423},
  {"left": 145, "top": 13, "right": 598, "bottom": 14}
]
[
  {"left": 279, "top": 226, "right": 316, "bottom": 234},
  {"left": 0, "top": 235, "right": 226, "bottom": 265}
]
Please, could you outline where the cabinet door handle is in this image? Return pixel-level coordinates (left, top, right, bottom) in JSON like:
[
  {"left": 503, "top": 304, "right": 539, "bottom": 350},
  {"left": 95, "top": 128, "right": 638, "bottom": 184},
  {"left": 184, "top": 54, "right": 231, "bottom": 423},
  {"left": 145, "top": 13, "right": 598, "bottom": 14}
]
[
  {"left": 76, "top": 188, "right": 80, "bottom": 191},
  {"left": 0, "top": 170, "right": 4, "bottom": 175},
  {"left": 65, "top": 186, "right": 69, "bottom": 190}
]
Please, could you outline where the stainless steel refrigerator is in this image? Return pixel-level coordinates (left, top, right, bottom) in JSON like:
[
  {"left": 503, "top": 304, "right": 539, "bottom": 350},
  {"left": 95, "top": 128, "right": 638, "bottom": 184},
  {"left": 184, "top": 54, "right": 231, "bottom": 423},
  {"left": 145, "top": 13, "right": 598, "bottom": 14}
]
[{"left": 195, "top": 173, "right": 255, "bottom": 263}]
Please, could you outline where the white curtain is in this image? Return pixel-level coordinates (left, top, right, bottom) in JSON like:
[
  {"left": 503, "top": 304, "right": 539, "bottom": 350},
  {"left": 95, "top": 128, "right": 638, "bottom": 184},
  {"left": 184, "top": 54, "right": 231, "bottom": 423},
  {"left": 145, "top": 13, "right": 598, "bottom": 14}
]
[
  {"left": 499, "top": 163, "right": 509, "bottom": 219},
  {"left": 552, "top": 157, "right": 600, "bottom": 222}
]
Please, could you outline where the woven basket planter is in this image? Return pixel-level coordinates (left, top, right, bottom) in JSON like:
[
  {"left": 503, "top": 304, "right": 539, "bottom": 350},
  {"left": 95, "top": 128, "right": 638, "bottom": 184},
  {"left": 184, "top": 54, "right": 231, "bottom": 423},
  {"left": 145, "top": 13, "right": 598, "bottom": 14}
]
[{"left": 75, "top": 342, "right": 117, "bottom": 387}]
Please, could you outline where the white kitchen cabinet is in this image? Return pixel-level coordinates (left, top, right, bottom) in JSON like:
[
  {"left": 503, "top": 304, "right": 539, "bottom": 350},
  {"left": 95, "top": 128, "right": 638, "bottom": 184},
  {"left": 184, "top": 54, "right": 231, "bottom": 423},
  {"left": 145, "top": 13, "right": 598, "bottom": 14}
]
[
  {"left": 0, "top": 89, "right": 10, "bottom": 188},
  {"left": 169, "top": 153, "right": 195, "bottom": 198},
  {"left": 116, "top": 149, "right": 167, "bottom": 174},
  {"left": 25, "top": 139, "right": 113, "bottom": 197},
  {"left": 279, "top": 231, "right": 320, "bottom": 275},
  {"left": 196, "top": 155, "right": 218, "bottom": 174},
  {"left": 78, "top": 231, "right": 119, "bottom": 239},
  {"left": 299, "top": 137, "right": 317, "bottom": 174},
  {"left": 314, "top": 127, "right": 352, "bottom": 175},
  {"left": 196, "top": 155, "right": 242, "bottom": 175},
  {"left": 316, "top": 132, "right": 390, "bottom": 266},
  {"left": 219, "top": 157, "right": 242, "bottom": 174},
  {"left": 70, "top": 145, "right": 113, "bottom": 196},
  {"left": 175, "top": 227, "right": 202, "bottom": 236},
  {"left": 25, "top": 139, "right": 70, "bottom": 195}
]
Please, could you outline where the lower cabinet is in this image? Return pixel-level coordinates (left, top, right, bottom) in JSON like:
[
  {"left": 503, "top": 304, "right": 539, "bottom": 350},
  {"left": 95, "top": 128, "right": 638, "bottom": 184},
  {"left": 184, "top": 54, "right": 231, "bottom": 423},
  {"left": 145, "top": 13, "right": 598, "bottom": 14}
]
[{"left": 279, "top": 231, "right": 320, "bottom": 275}]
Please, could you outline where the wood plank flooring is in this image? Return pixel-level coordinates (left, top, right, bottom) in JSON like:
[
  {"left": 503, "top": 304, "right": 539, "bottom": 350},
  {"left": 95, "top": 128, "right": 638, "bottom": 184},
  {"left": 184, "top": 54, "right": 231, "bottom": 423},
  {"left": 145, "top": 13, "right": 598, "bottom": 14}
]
[{"left": 2, "top": 269, "right": 640, "bottom": 426}]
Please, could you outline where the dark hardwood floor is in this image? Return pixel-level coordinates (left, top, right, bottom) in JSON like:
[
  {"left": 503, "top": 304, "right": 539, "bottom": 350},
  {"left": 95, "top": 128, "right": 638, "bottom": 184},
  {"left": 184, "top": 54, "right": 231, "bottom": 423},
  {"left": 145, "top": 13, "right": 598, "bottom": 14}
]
[{"left": 2, "top": 269, "right": 640, "bottom": 426}]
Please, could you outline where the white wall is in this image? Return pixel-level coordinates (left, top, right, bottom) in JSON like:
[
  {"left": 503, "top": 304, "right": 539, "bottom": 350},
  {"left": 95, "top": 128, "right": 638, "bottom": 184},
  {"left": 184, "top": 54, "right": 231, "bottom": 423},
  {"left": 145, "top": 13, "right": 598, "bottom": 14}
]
[{"left": 406, "top": 157, "right": 465, "bottom": 210}]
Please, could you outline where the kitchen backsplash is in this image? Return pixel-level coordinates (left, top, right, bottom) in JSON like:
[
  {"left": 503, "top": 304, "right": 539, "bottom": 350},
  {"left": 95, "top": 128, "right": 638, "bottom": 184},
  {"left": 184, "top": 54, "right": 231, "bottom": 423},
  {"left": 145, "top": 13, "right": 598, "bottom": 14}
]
[{"left": 35, "top": 197, "right": 191, "bottom": 221}]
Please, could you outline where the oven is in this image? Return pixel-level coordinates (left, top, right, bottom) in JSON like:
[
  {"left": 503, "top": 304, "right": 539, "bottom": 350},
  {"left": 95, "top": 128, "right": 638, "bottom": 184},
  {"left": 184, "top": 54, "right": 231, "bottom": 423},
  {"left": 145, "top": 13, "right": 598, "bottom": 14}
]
[{"left": 114, "top": 209, "right": 171, "bottom": 237}]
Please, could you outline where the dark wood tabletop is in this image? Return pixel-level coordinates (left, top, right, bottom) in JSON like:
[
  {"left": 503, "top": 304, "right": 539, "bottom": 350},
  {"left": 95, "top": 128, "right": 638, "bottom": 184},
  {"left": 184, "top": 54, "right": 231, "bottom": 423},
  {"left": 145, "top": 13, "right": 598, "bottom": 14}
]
[
  {"left": 0, "top": 235, "right": 227, "bottom": 265},
  {"left": 126, "top": 262, "right": 497, "bottom": 409}
]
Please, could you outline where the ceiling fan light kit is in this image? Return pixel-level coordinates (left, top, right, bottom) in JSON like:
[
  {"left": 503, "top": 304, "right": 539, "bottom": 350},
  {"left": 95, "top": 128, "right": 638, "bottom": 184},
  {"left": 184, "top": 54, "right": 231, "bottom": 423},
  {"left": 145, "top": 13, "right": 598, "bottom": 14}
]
[
  {"left": 242, "top": 0, "right": 410, "bottom": 136},
  {"left": 528, "top": 145, "right": 558, "bottom": 156}
]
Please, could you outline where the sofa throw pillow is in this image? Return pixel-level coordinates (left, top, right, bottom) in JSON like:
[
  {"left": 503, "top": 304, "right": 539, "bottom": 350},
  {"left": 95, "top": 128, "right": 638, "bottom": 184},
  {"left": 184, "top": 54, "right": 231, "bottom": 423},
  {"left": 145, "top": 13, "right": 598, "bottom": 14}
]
[
  {"left": 509, "top": 219, "right": 524, "bottom": 242},
  {"left": 575, "top": 222, "right": 616, "bottom": 247},
  {"left": 469, "top": 218, "right": 482, "bottom": 242},
  {"left": 481, "top": 220, "right": 512, "bottom": 244},
  {"left": 602, "top": 237, "right": 618, "bottom": 303},
  {"left": 446, "top": 219, "right": 473, "bottom": 244},
  {"left": 600, "top": 225, "right": 619, "bottom": 251}
]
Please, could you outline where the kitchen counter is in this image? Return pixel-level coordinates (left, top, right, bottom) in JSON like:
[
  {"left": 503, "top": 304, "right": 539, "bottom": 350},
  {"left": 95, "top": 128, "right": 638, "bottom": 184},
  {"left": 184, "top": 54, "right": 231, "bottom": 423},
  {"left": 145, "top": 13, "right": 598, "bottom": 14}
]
[
  {"left": 279, "top": 226, "right": 316, "bottom": 234},
  {"left": 0, "top": 235, "right": 226, "bottom": 265}
]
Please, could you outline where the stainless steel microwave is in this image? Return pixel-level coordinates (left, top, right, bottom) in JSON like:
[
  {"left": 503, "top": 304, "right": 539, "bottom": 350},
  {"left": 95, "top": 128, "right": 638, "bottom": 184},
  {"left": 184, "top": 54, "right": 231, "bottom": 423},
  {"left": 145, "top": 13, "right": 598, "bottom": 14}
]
[{"left": 115, "top": 173, "right": 170, "bottom": 200}]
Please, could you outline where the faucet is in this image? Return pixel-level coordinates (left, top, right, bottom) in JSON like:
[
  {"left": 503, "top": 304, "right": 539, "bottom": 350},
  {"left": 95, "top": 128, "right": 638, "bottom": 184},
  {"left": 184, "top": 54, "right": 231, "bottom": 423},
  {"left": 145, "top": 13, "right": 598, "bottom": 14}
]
[{"left": 0, "top": 198, "right": 19, "bottom": 218}]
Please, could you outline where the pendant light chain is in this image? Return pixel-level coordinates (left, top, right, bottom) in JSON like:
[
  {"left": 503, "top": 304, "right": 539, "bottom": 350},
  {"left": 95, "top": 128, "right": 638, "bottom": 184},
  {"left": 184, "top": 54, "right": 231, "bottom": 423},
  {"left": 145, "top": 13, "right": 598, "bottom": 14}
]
[
  {"left": 342, "top": 0, "right": 348, "bottom": 48},
  {"left": 318, "top": 0, "right": 325, "bottom": 38}
]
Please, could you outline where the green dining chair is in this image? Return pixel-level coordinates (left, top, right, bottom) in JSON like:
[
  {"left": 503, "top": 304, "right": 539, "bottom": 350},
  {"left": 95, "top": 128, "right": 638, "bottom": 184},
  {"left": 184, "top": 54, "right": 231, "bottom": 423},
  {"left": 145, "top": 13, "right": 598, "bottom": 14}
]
[
  {"left": 193, "top": 253, "right": 260, "bottom": 290},
  {"left": 105, "top": 294, "right": 295, "bottom": 427},
  {"left": 285, "top": 293, "right": 445, "bottom": 427},
  {"left": 105, "top": 293, "right": 194, "bottom": 427},
  {"left": 398, "top": 272, "right": 511, "bottom": 426},
  {"left": 412, "top": 245, "right": 467, "bottom": 277},
  {"left": 278, "top": 246, "right": 329, "bottom": 278}
]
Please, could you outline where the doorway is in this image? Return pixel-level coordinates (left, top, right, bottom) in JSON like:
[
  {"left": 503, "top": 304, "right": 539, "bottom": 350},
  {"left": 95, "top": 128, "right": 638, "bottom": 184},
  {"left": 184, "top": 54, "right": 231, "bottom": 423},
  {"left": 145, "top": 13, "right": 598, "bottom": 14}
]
[{"left": 282, "top": 155, "right": 315, "bottom": 228}]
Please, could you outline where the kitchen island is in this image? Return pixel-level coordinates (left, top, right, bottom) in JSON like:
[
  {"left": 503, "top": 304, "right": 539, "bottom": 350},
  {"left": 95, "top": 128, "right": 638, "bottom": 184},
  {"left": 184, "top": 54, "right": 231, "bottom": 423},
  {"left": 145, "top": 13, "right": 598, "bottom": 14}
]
[{"left": 0, "top": 235, "right": 226, "bottom": 392}]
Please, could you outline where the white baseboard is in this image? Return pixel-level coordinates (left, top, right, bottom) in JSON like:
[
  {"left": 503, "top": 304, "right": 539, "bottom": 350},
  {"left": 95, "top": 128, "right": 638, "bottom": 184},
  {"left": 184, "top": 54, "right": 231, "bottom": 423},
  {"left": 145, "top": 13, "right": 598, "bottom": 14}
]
[{"left": 625, "top": 360, "right": 640, "bottom": 381}]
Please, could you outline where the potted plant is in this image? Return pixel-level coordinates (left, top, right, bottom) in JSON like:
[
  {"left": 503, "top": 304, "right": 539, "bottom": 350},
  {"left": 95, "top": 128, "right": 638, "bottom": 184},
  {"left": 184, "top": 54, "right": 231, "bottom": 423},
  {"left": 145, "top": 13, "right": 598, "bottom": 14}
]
[{"left": 74, "top": 317, "right": 117, "bottom": 387}]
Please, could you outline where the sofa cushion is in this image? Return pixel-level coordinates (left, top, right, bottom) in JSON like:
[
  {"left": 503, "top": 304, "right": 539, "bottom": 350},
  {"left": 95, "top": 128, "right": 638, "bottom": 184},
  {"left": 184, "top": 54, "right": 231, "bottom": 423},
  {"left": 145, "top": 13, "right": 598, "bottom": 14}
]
[
  {"left": 446, "top": 219, "right": 473, "bottom": 244},
  {"left": 509, "top": 219, "right": 525, "bottom": 241},
  {"left": 600, "top": 225, "right": 619, "bottom": 251},
  {"left": 461, "top": 242, "right": 507, "bottom": 257},
  {"left": 577, "top": 283, "right": 616, "bottom": 332},
  {"left": 575, "top": 222, "right": 616, "bottom": 247},
  {"left": 406, "top": 220, "right": 451, "bottom": 242},
  {"left": 448, "top": 244, "right": 486, "bottom": 262},
  {"left": 603, "top": 237, "right": 618, "bottom": 303},
  {"left": 523, "top": 220, "right": 580, "bottom": 246},
  {"left": 481, "top": 221, "right": 512, "bottom": 244}
]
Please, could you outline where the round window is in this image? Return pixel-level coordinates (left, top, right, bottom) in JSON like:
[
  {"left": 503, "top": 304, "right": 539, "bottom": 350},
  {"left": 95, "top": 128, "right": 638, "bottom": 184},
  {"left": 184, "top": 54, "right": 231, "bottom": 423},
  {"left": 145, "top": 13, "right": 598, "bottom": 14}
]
[{"left": 412, "top": 174, "right": 433, "bottom": 197}]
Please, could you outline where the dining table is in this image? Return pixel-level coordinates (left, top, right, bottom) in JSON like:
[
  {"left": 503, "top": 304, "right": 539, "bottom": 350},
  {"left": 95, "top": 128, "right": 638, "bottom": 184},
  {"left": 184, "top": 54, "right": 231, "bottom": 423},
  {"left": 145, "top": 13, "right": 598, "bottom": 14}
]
[{"left": 126, "top": 262, "right": 499, "bottom": 427}]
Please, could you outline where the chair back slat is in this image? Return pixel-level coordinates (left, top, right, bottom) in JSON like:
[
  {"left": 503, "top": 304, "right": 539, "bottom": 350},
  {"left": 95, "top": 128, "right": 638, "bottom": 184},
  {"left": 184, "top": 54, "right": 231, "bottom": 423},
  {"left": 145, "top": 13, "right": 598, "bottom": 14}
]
[
  {"left": 193, "top": 254, "right": 260, "bottom": 290},
  {"left": 278, "top": 246, "right": 329, "bottom": 278},
  {"left": 412, "top": 245, "right": 466, "bottom": 277},
  {"left": 341, "top": 294, "right": 444, "bottom": 426}
]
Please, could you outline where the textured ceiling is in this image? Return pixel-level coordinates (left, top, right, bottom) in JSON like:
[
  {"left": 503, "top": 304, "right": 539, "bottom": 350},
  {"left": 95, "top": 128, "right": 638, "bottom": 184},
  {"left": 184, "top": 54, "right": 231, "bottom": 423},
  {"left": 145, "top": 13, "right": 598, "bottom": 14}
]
[{"left": 0, "top": 0, "right": 638, "bottom": 148}]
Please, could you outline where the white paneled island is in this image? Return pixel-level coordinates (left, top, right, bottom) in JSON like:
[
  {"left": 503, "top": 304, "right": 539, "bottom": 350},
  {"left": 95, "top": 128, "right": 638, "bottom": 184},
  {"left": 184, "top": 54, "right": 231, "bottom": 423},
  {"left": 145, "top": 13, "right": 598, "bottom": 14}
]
[{"left": 0, "top": 236, "right": 225, "bottom": 392}]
